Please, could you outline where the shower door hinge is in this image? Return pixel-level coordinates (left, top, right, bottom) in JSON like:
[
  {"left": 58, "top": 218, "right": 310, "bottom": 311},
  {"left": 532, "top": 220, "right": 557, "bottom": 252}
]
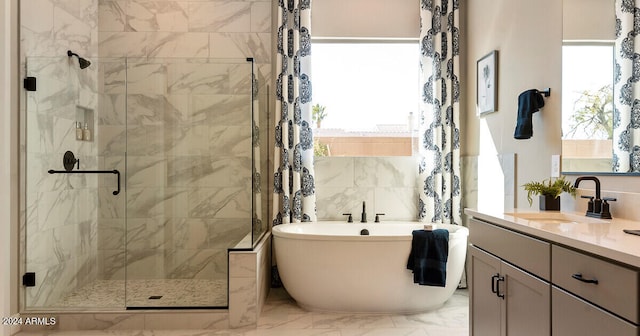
[
  {"left": 23, "top": 77, "right": 37, "bottom": 91},
  {"left": 22, "top": 272, "right": 36, "bottom": 287}
]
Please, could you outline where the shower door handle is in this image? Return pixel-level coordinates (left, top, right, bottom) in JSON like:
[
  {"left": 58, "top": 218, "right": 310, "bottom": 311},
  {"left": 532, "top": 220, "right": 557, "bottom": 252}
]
[
  {"left": 113, "top": 170, "right": 121, "bottom": 195},
  {"left": 48, "top": 169, "right": 121, "bottom": 195}
]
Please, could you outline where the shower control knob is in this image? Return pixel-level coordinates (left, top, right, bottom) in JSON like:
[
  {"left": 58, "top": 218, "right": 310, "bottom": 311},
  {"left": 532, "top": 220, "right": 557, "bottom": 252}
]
[{"left": 63, "top": 151, "right": 78, "bottom": 171}]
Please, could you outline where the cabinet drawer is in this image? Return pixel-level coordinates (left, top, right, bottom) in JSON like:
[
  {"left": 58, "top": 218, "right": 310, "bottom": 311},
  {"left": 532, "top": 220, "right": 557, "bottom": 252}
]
[
  {"left": 552, "top": 244, "right": 639, "bottom": 323},
  {"left": 469, "top": 218, "right": 550, "bottom": 280},
  {"left": 552, "top": 286, "right": 638, "bottom": 336}
]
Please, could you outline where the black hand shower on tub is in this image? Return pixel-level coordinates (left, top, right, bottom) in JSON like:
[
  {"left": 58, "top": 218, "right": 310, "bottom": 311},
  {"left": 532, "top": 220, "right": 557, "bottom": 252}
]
[{"left": 67, "top": 50, "right": 91, "bottom": 69}]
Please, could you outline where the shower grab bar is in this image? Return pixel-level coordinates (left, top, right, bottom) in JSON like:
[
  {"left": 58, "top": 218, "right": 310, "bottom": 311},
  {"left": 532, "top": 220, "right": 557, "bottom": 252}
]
[{"left": 48, "top": 169, "right": 121, "bottom": 195}]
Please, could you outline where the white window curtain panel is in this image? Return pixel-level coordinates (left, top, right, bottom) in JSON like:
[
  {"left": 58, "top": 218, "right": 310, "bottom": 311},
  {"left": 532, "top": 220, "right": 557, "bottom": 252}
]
[
  {"left": 613, "top": 0, "right": 640, "bottom": 172},
  {"left": 418, "top": 0, "right": 462, "bottom": 224},
  {"left": 273, "top": 0, "right": 317, "bottom": 225}
]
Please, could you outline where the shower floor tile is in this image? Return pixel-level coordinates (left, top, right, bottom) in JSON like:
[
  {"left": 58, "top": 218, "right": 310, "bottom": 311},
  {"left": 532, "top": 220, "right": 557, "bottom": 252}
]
[{"left": 54, "top": 279, "right": 227, "bottom": 308}]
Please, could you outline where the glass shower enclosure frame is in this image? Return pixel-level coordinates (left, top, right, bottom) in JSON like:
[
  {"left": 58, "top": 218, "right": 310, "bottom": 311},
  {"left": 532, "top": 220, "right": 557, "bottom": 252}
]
[{"left": 21, "top": 55, "right": 268, "bottom": 310}]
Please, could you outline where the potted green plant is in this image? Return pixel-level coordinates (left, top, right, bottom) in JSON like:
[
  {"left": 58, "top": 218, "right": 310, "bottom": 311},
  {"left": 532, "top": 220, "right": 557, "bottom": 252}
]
[
  {"left": 523, "top": 176, "right": 577, "bottom": 211},
  {"left": 312, "top": 104, "right": 327, "bottom": 128}
]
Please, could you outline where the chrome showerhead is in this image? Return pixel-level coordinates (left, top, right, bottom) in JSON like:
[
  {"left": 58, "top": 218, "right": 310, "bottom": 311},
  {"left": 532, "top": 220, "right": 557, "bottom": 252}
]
[{"left": 67, "top": 50, "right": 91, "bottom": 69}]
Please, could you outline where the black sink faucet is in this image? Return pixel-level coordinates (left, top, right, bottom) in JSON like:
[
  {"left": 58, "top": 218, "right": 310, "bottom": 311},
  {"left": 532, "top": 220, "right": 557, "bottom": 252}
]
[
  {"left": 574, "top": 176, "right": 615, "bottom": 219},
  {"left": 361, "top": 201, "right": 367, "bottom": 223},
  {"left": 574, "top": 176, "right": 601, "bottom": 200}
]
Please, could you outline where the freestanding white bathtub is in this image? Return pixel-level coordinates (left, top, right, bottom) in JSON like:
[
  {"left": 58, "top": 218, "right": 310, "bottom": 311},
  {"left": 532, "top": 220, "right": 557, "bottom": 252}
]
[{"left": 272, "top": 221, "right": 469, "bottom": 313}]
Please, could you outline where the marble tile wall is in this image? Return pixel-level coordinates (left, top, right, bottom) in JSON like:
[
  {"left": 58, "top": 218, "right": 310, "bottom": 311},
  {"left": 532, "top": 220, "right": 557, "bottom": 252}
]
[
  {"left": 314, "top": 156, "right": 420, "bottom": 221},
  {"left": 461, "top": 155, "right": 478, "bottom": 225},
  {"left": 20, "top": 0, "right": 98, "bottom": 58},
  {"left": 228, "top": 233, "right": 271, "bottom": 328},
  {"left": 97, "top": 0, "right": 271, "bottom": 67},
  {"left": 314, "top": 155, "right": 501, "bottom": 226},
  {"left": 96, "top": 59, "right": 256, "bottom": 287},
  {"left": 95, "top": 59, "right": 127, "bottom": 283},
  {"left": 22, "top": 61, "right": 101, "bottom": 307},
  {"left": 563, "top": 188, "right": 640, "bottom": 221},
  {"left": 21, "top": 0, "right": 101, "bottom": 308},
  {"left": 94, "top": 0, "right": 272, "bottom": 273},
  {"left": 93, "top": 0, "right": 273, "bottom": 307}
]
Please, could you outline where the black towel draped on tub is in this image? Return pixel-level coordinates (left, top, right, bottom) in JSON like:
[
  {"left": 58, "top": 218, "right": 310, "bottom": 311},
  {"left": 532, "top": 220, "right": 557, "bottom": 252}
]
[
  {"left": 514, "top": 89, "right": 545, "bottom": 139},
  {"left": 407, "top": 229, "right": 449, "bottom": 287}
]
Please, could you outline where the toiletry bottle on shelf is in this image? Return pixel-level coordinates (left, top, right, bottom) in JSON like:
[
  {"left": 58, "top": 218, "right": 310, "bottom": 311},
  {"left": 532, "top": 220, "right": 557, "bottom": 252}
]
[
  {"left": 83, "top": 122, "right": 91, "bottom": 141},
  {"left": 75, "top": 122, "right": 83, "bottom": 140}
]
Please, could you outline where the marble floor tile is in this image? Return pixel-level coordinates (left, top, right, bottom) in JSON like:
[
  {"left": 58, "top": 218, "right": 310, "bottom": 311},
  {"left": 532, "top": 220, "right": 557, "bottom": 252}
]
[
  {"left": 311, "top": 314, "right": 396, "bottom": 329},
  {"left": 16, "top": 288, "right": 469, "bottom": 336},
  {"left": 338, "top": 328, "right": 429, "bottom": 336}
]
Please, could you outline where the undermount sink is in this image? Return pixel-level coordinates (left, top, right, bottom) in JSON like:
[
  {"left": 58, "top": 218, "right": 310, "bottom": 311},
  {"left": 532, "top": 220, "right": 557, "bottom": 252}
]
[{"left": 505, "top": 212, "right": 607, "bottom": 224}]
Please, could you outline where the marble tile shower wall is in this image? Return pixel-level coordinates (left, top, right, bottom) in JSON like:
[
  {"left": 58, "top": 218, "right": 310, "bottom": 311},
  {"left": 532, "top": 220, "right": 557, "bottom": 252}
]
[
  {"left": 20, "top": 0, "right": 99, "bottom": 58},
  {"left": 97, "top": 60, "right": 255, "bottom": 281},
  {"left": 21, "top": 0, "right": 100, "bottom": 307},
  {"left": 94, "top": 0, "right": 273, "bottom": 284},
  {"left": 314, "top": 157, "right": 420, "bottom": 221},
  {"left": 24, "top": 59, "right": 101, "bottom": 307},
  {"left": 97, "top": 0, "right": 271, "bottom": 63}
]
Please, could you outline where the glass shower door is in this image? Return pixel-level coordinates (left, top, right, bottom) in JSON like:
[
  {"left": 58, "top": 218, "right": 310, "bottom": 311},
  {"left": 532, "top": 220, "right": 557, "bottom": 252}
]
[
  {"left": 22, "top": 56, "right": 257, "bottom": 310},
  {"left": 124, "top": 58, "right": 254, "bottom": 308},
  {"left": 23, "top": 56, "right": 127, "bottom": 310}
]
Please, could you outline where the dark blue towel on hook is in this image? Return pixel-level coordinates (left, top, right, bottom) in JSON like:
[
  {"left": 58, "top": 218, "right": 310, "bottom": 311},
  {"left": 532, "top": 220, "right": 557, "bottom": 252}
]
[
  {"left": 514, "top": 89, "right": 545, "bottom": 139},
  {"left": 407, "top": 229, "right": 449, "bottom": 287}
]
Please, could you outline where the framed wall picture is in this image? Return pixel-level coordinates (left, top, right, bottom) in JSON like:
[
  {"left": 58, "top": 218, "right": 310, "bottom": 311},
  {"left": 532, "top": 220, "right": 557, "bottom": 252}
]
[{"left": 477, "top": 50, "right": 498, "bottom": 115}]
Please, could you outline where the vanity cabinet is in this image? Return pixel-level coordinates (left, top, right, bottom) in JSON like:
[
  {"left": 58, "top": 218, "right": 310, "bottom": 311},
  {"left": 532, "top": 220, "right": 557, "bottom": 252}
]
[
  {"left": 468, "top": 215, "right": 640, "bottom": 336},
  {"left": 551, "top": 245, "right": 639, "bottom": 335},
  {"left": 469, "top": 246, "right": 550, "bottom": 336},
  {"left": 468, "top": 218, "right": 551, "bottom": 336},
  {"left": 552, "top": 287, "right": 637, "bottom": 336}
]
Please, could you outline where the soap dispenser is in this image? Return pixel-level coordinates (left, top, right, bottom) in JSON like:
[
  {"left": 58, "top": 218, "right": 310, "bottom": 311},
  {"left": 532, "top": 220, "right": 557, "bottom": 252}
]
[
  {"left": 82, "top": 122, "right": 91, "bottom": 141},
  {"left": 75, "top": 122, "right": 83, "bottom": 140}
]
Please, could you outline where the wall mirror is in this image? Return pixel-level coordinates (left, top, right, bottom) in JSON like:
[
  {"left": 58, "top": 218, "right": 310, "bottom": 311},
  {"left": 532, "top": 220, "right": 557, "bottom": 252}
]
[{"left": 562, "top": 0, "right": 640, "bottom": 174}]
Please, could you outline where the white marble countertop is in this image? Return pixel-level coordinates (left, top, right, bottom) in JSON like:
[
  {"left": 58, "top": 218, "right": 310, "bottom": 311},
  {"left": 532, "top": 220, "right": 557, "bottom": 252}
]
[{"left": 465, "top": 208, "right": 640, "bottom": 269}]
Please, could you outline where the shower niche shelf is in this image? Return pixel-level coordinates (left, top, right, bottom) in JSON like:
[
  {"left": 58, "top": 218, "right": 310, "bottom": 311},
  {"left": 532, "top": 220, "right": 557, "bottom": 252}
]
[{"left": 75, "top": 105, "right": 94, "bottom": 142}]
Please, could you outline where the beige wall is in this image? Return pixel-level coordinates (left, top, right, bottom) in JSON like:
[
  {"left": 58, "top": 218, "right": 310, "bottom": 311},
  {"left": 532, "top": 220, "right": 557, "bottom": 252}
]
[
  {"left": 1, "top": 0, "right": 20, "bottom": 333},
  {"left": 463, "top": 0, "right": 563, "bottom": 210},
  {"left": 465, "top": 0, "right": 640, "bottom": 216}
]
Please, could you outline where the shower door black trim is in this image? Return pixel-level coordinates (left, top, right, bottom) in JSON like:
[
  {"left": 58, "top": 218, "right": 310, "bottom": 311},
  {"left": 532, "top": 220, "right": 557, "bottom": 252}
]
[{"left": 126, "top": 306, "right": 227, "bottom": 310}]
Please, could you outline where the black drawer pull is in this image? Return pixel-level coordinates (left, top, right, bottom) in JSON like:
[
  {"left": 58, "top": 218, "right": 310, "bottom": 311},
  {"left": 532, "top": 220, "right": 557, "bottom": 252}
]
[
  {"left": 491, "top": 274, "right": 499, "bottom": 294},
  {"left": 572, "top": 273, "right": 599, "bottom": 285},
  {"left": 496, "top": 276, "right": 505, "bottom": 299}
]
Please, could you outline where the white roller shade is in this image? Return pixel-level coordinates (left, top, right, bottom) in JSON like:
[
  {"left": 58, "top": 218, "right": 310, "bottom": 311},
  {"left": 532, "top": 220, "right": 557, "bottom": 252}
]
[{"left": 312, "top": 0, "right": 419, "bottom": 39}]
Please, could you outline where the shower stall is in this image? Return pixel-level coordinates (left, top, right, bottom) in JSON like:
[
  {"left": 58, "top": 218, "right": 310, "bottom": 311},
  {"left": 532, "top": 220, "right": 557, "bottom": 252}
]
[{"left": 22, "top": 54, "right": 269, "bottom": 310}]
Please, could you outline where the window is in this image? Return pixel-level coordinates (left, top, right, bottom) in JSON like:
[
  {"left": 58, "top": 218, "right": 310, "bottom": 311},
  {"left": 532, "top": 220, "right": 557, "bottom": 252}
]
[{"left": 311, "top": 41, "right": 420, "bottom": 157}]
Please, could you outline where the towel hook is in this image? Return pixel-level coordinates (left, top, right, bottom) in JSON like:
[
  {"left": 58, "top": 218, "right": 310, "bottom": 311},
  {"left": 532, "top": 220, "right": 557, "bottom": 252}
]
[{"left": 537, "top": 88, "right": 551, "bottom": 97}]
